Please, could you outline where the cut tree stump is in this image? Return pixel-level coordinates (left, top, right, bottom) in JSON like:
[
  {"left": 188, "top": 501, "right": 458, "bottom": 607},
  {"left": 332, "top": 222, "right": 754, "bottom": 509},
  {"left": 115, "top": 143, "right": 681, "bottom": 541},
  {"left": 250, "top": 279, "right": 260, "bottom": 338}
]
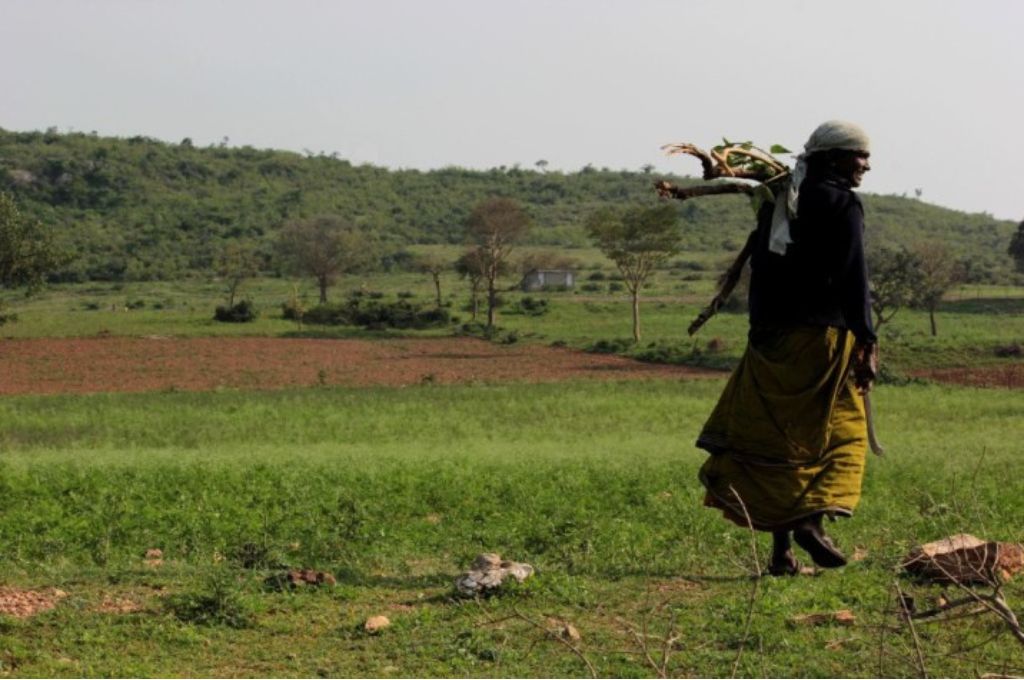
[{"left": 902, "top": 534, "right": 1024, "bottom": 585}]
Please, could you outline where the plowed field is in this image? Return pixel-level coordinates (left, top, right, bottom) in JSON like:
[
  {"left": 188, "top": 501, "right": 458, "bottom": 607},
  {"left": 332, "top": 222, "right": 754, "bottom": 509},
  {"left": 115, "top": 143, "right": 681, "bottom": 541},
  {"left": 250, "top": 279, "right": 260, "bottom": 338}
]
[
  {"left": 0, "top": 336, "right": 721, "bottom": 396},
  {"left": 913, "top": 364, "right": 1024, "bottom": 390}
]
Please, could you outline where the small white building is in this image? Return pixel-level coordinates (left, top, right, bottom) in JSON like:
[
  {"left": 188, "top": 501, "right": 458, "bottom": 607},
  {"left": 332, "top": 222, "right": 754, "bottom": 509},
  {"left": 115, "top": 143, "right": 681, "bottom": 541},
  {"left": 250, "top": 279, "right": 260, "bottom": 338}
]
[{"left": 521, "top": 269, "right": 575, "bottom": 291}]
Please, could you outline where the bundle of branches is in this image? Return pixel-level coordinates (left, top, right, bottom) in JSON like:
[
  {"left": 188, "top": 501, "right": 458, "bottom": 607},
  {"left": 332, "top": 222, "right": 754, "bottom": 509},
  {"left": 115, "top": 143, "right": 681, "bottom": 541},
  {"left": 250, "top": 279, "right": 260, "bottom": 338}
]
[{"left": 654, "top": 140, "right": 791, "bottom": 334}]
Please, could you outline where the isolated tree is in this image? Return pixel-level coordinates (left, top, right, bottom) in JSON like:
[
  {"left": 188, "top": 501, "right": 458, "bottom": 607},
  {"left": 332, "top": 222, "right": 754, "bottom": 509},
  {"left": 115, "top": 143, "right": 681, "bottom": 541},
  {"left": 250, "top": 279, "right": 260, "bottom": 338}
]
[
  {"left": 1009, "top": 219, "right": 1024, "bottom": 274},
  {"left": 415, "top": 254, "right": 448, "bottom": 309},
  {"left": 276, "top": 215, "right": 374, "bottom": 304},
  {"left": 216, "top": 242, "right": 259, "bottom": 306},
  {"left": 0, "top": 192, "right": 67, "bottom": 294},
  {"left": 909, "top": 241, "right": 962, "bottom": 337},
  {"left": 587, "top": 204, "right": 681, "bottom": 342},
  {"left": 465, "top": 198, "right": 531, "bottom": 328},
  {"left": 454, "top": 249, "right": 487, "bottom": 321},
  {"left": 867, "top": 246, "right": 923, "bottom": 330}
]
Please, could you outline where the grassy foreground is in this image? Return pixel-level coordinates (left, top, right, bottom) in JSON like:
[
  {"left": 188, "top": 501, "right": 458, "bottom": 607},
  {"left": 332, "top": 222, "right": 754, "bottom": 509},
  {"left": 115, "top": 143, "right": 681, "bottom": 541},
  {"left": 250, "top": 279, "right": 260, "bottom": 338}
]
[{"left": 0, "top": 380, "right": 1022, "bottom": 677}]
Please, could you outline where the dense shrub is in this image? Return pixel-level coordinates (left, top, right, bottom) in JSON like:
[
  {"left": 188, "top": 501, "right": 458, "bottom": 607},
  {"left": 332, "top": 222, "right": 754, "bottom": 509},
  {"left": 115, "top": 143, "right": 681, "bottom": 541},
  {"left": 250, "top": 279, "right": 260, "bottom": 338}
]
[
  {"left": 994, "top": 342, "right": 1022, "bottom": 358},
  {"left": 632, "top": 338, "right": 736, "bottom": 371},
  {"left": 585, "top": 338, "right": 633, "bottom": 354},
  {"left": 672, "top": 259, "right": 710, "bottom": 271},
  {"left": 512, "top": 296, "right": 549, "bottom": 316},
  {"left": 302, "top": 297, "right": 451, "bottom": 329},
  {"left": 301, "top": 302, "right": 349, "bottom": 325},
  {"left": 214, "top": 300, "right": 258, "bottom": 323}
]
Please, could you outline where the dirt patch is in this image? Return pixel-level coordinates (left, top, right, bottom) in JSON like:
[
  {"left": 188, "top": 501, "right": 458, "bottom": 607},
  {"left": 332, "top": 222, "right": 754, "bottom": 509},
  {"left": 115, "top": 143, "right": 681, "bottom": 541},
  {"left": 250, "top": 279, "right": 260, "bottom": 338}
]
[
  {"left": 0, "top": 336, "right": 721, "bottom": 396},
  {"left": 95, "top": 596, "right": 146, "bottom": 615},
  {"left": 0, "top": 587, "right": 67, "bottom": 618},
  {"left": 914, "top": 364, "right": 1024, "bottom": 389}
]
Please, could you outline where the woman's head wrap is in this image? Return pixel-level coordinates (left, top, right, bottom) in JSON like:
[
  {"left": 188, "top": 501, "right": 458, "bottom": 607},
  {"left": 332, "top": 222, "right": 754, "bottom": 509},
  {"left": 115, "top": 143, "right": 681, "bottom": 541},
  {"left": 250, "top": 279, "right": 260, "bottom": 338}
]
[
  {"left": 769, "top": 120, "right": 871, "bottom": 255},
  {"left": 803, "top": 120, "right": 871, "bottom": 156}
]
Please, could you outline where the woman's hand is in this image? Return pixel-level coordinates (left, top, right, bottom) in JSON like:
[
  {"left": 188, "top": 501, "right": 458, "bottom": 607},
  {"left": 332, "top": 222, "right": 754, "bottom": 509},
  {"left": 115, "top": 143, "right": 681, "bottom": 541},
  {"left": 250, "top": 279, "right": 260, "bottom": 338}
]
[{"left": 852, "top": 342, "right": 879, "bottom": 394}]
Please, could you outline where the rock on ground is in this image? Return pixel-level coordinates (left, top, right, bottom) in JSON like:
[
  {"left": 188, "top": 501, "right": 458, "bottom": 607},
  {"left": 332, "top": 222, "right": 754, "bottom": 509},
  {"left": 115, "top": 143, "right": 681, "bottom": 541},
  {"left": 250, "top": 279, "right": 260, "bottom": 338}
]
[{"left": 455, "top": 553, "right": 534, "bottom": 597}]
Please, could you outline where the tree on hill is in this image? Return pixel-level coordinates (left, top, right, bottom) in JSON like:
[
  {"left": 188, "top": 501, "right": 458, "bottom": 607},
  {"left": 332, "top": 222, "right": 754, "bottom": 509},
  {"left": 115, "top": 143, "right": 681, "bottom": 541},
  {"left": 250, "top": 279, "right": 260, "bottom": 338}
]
[
  {"left": 0, "top": 192, "right": 67, "bottom": 296},
  {"left": 909, "top": 241, "right": 963, "bottom": 337},
  {"left": 276, "top": 215, "right": 375, "bottom": 304},
  {"left": 465, "top": 198, "right": 531, "bottom": 329},
  {"left": 0, "top": 128, "right": 1018, "bottom": 284},
  {"left": 1009, "top": 219, "right": 1024, "bottom": 274},
  {"left": 415, "top": 254, "right": 448, "bottom": 309},
  {"left": 216, "top": 242, "right": 259, "bottom": 306},
  {"left": 868, "top": 246, "right": 923, "bottom": 330},
  {"left": 454, "top": 249, "right": 487, "bottom": 321},
  {"left": 587, "top": 204, "right": 681, "bottom": 342}
]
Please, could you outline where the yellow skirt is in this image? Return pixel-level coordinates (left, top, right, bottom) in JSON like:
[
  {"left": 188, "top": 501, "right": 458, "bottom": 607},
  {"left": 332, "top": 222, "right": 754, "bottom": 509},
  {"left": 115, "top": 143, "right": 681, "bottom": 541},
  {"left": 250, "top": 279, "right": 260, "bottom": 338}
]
[{"left": 696, "top": 325, "right": 868, "bottom": 531}]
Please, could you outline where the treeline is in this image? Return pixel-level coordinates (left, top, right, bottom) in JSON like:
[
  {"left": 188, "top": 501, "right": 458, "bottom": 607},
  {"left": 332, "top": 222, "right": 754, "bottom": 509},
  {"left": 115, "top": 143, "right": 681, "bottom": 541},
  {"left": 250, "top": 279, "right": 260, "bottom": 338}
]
[{"left": 0, "top": 127, "right": 1017, "bottom": 283}]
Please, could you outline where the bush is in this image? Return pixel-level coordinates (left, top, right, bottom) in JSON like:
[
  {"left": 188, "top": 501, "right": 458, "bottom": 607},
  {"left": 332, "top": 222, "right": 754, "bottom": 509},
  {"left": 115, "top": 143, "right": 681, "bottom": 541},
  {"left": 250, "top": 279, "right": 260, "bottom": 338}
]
[
  {"left": 672, "top": 259, "right": 709, "bottom": 271},
  {"left": 214, "top": 300, "right": 258, "bottom": 323},
  {"left": 587, "top": 271, "right": 607, "bottom": 281},
  {"left": 302, "top": 298, "right": 451, "bottom": 330},
  {"left": 459, "top": 321, "right": 489, "bottom": 336},
  {"left": 608, "top": 282, "right": 624, "bottom": 293},
  {"left": 632, "top": 339, "right": 737, "bottom": 371},
  {"left": 167, "top": 572, "right": 254, "bottom": 628},
  {"left": 994, "top": 342, "right": 1022, "bottom": 358},
  {"left": 581, "top": 282, "right": 602, "bottom": 292},
  {"left": 513, "top": 296, "right": 549, "bottom": 316},
  {"left": 585, "top": 338, "right": 633, "bottom": 354}
]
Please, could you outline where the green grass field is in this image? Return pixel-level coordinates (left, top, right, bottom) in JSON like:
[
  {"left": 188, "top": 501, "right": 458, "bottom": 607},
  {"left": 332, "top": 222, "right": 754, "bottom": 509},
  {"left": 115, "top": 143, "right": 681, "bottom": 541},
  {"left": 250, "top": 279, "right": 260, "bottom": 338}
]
[
  {"left": 1, "top": 270, "right": 1023, "bottom": 676},
  {"left": 1, "top": 380, "right": 1023, "bottom": 677}
]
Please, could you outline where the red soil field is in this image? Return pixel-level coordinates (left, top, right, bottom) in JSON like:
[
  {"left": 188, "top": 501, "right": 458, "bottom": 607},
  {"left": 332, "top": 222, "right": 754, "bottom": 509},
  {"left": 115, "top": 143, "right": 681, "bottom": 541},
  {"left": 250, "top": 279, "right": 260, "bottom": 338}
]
[
  {"left": 0, "top": 336, "right": 722, "bottom": 396},
  {"left": 913, "top": 364, "right": 1024, "bottom": 390}
]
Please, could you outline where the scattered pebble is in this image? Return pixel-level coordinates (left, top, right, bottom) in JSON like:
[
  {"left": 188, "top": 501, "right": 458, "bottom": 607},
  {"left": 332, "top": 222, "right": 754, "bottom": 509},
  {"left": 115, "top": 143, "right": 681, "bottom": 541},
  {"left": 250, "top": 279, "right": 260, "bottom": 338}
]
[{"left": 789, "top": 609, "right": 856, "bottom": 627}]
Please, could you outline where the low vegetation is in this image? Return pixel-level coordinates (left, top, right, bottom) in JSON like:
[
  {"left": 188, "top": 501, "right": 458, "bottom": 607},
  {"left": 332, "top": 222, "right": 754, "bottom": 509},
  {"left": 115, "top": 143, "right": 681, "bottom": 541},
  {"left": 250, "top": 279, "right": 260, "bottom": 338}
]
[{"left": 0, "top": 382, "right": 1021, "bottom": 676}]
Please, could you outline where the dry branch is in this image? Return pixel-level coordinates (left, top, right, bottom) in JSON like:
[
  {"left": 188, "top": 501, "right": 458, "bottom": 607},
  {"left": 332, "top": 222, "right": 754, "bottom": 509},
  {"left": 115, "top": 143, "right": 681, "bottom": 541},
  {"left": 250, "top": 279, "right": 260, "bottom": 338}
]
[
  {"left": 895, "top": 579, "right": 930, "bottom": 678},
  {"left": 727, "top": 485, "right": 763, "bottom": 678},
  {"left": 655, "top": 139, "right": 790, "bottom": 334},
  {"left": 687, "top": 231, "right": 756, "bottom": 336},
  {"left": 661, "top": 142, "right": 788, "bottom": 182},
  {"left": 653, "top": 180, "right": 754, "bottom": 202},
  {"left": 510, "top": 608, "right": 598, "bottom": 679}
]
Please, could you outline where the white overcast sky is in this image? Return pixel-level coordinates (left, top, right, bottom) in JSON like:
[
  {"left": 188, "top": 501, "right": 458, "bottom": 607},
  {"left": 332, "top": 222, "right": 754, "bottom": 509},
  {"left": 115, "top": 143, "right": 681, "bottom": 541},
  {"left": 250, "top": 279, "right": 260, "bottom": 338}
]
[{"left": 2, "top": 0, "right": 1022, "bottom": 220}]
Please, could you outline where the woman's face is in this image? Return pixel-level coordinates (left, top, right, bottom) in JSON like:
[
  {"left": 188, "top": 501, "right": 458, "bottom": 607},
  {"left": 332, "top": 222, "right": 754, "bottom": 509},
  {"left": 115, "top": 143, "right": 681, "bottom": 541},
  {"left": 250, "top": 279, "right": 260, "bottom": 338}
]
[{"left": 833, "top": 151, "right": 871, "bottom": 187}]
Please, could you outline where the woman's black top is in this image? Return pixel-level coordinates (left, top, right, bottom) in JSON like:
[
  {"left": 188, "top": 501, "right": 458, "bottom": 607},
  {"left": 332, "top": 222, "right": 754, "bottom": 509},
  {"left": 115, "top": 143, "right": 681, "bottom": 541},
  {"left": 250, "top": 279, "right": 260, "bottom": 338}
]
[{"left": 747, "top": 176, "right": 877, "bottom": 345}]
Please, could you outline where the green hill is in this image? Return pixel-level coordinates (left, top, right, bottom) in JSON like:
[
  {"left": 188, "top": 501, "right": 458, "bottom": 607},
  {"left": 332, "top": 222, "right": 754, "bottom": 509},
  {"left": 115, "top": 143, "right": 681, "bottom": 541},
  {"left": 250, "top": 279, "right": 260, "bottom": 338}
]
[{"left": 0, "top": 127, "right": 1016, "bottom": 282}]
